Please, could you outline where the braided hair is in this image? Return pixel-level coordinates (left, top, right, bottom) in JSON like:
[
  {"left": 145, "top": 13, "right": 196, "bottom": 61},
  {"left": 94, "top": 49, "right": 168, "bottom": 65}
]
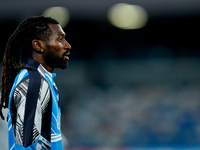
[{"left": 0, "top": 16, "right": 59, "bottom": 120}]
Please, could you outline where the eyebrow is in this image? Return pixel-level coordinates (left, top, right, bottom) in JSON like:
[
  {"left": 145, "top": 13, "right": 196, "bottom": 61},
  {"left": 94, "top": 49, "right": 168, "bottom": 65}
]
[{"left": 58, "top": 33, "right": 66, "bottom": 37}]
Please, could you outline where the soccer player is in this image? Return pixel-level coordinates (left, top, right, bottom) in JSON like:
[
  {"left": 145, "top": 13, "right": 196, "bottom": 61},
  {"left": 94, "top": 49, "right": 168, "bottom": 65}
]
[{"left": 0, "top": 16, "right": 71, "bottom": 149}]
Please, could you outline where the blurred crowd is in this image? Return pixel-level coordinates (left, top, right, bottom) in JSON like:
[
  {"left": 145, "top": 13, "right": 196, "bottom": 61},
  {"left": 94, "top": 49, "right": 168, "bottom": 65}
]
[
  {"left": 55, "top": 58, "right": 200, "bottom": 147},
  {"left": 62, "top": 83, "right": 200, "bottom": 147}
]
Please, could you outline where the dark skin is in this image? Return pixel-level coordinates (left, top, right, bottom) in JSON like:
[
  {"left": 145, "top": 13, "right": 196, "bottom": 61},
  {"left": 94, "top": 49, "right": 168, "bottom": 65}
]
[{"left": 32, "top": 23, "right": 71, "bottom": 72}]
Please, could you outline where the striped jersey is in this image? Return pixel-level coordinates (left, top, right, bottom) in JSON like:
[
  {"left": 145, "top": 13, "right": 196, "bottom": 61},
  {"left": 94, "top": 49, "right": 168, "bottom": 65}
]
[{"left": 8, "top": 59, "right": 63, "bottom": 150}]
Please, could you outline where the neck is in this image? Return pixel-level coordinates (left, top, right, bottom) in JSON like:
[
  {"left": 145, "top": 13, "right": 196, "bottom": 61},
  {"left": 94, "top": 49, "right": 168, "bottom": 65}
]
[{"left": 32, "top": 54, "right": 54, "bottom": 73}]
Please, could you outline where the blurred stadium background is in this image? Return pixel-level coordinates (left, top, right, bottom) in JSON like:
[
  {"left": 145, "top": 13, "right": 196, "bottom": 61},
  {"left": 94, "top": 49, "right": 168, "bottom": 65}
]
[{"left": 1, "top": 0, "right": 200, "bottom": 149}]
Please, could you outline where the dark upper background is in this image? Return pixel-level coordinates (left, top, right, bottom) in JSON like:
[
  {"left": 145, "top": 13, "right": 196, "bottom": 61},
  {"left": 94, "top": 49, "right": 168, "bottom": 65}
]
[{"left": 0, "top": 0, "right": 200, "bottom": 60}]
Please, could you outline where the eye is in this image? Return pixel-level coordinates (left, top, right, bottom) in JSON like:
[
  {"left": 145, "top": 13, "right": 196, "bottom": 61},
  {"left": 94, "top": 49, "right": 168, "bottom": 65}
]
[
  {"left": 59, "top": 37, "right": 63, "bottom": 41},
  {"left": 58, "top": 34, "right": 66, "bottom": 42}
]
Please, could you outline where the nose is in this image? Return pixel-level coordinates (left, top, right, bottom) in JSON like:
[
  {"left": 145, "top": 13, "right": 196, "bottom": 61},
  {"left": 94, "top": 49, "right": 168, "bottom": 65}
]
[{"left": 64, "top": 40, "right": 71, "bottom": 51}]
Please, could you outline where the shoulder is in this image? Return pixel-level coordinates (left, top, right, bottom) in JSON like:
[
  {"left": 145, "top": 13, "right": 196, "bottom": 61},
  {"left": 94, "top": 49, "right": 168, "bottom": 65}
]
[
  {"left": 13, "top": 69, "right": 29, "bottom": 87},
  {"left": 13, "top": 77, "right": 29, "bottom": 108},
  {"left": 13, "top": 71, "right": 51, "bottom": 108},
  {"left": 15, "top": 68, "right": 51, "bottom": 92}
]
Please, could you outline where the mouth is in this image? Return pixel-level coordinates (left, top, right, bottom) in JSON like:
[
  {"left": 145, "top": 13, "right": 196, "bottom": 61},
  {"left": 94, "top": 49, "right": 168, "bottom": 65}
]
[{"left": 64, "top": 51, "right": 70, "bottom": 61}]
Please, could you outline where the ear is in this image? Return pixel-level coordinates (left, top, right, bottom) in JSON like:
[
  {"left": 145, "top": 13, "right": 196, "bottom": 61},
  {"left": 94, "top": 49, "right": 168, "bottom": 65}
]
[{"left": 32, "top": 40, "right": 44, "bottom": 53}]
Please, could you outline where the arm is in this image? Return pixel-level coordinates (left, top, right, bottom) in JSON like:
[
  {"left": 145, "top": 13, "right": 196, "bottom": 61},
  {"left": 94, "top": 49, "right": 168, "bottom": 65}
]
[
  {"left": 23, "top": 74, "right": 41, "bottom": 147},
  {"left": 13, "top": 76, "right": 51, "bottom": 147}
]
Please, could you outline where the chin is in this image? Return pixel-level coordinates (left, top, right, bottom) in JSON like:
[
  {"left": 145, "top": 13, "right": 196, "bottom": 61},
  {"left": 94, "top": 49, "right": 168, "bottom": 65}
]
[{"left": 60, "top": 62, "right": 68, "bottom": 69}]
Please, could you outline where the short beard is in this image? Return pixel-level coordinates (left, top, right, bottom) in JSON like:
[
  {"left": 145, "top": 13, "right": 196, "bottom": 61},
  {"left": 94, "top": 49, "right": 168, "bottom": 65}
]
[{"left": 45, "top": 45, "right": 68, "bottom": 69}]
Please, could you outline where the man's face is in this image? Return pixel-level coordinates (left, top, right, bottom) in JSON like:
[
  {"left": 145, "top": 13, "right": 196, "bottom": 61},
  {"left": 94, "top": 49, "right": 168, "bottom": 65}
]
[{"left": 44, "top": 23, "right": 71, "bottom": 70}]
